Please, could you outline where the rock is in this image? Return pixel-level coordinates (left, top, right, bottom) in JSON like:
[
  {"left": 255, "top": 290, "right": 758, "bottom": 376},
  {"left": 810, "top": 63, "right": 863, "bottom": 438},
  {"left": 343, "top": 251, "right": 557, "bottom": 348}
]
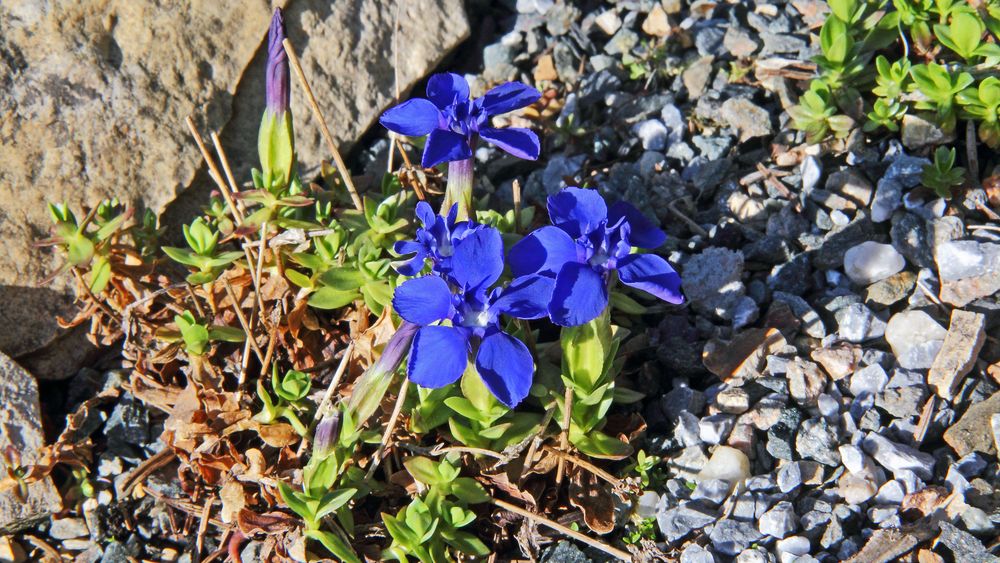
[
  {"left": 594, "top": 10, "right": 622, "bottom": 35},
  {"left": 682, "top": 247, "right": 746, "bottom": 320},
  {"left": 836, "top": 303, "right": 887, "bottom": 343},
  {"left": 721, "top": 98, "right": 772, "bottom": 142},
  {"left": 0, "top": 537, "right": 27, "bottom": 563},
  {"left": 716, "top": 387, "right": 751, "bottom": 414},
  {"left": 540, "top": 541, "right": 590, "bottom": 563},
  {"left": 49, "top": 517, "right": 89, "bottom": 540},
  {"left": 901, "top": 114, "right": 956, "bottom": 149},
  {"left": 758, "top": 501, "right": 797, "bottom": 539},
  {"left": 928, "top": 310, "right": 987, "bottom": 399},
  {"left": 891, "top": 213, "right": 933, "bottom": 268},
  {"left": 662, "top": 0, "right": 683, "bottom": 14},
  {"left": 0, "top": 353, "right": 61, "bottom": 533},
  {"left": 680, "top": 544, "right": 716, "bottom": 563},
  {"left": 787, "top": 358, "right": 826, "bottom": 406},
  {"left": 827, "top": 169, "right": 874, "bottom": 207},
  {"left": 936, "top": 521, "right": 996, "bottom": 563},
  {"left": 634, "top": 119, "right": 669, "bottom": 151},
  {"left": 871, "top": 179, "right": 904, "bottom": 223},
  {"left": 811, "top": 344, "right": 861, "bottom": 380},
  {"left": 876, "top": 386, "right": 927, "bottom": 419},
  {"left": 0, "top": 0, "right": 469, "bottom": 365},
  {"left": 863, "top": 433, "right": 935, "bottom": 480},
  {"left": 885, "top": 310, "right": 947, "bottom": 370},
  {"left": 657, "top": 502, "right": 718, "bottom": 543},
  {"left": 865, "top": 271, "right": 916, "bottom": 307},
  {"left": 723, "top": 27, "right": 759, "bottom": 57},
  {"left": 683, "top": 56, "right": 714, "bottom": 99},
  {"left": 692, "top": 479, "right": 732, "bottom": 505},
  {"left": 944, "top": 392, "right": 1000, "bottom": 457},
  {"left": 844, "top": 242, "right": 906, "bottom": 286},
  {"left": 710, "top": 519, "right": 765, "bottom": 557},
  {"left": 697, "top": 446, "right": 751, "bottom": 484},
  {"left": 850, "top": 364, "right": 888, "bottom": 397},
  {"left": 642, "top": 4, "right": 672, "bottom": 37},
  {"left": 935, "top": 241, "right": 1000, "bottom": 306},
  {"left": 776, "top": 536, "right": 812, "bottom": 561},
  {"left": 993, "top": 414, "right": 1000, "bottom": 455},
  {"left": 767, "top": 408, "right": 802, "bottom": 461},
  {"left": 700, "top": 414, "right": 735, "bottom": 445},
  {"left": 773, "top": 292, "right": 826, "bottom": 338},
  {"left": 605, "top": 27, "right": 639, "bottom": 55},
  {"left": 797, "top": 418, "right": 841, "bottom": 466}
]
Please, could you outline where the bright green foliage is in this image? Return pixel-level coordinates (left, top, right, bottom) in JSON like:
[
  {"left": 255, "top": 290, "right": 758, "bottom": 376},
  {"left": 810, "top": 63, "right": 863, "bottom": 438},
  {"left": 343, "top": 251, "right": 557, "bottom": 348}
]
[
  {"left": 788, "top": 82, "right": 855, "bottom": 143},
  {"left": 162, "top": 218, "right": 244, "bottom": 285},
  {"left": 921, "top": 146, "right": 966, "bottom": 198},
  {"left": 958, "top": 76, "right": 1000, "bottom": 147},
  {"left": 865, "top": 98, "right": 907, "bottom": 132},
  {"left": 909, "top": 62, "right": 974, "bottom": 133},
  {"left": 631, "top": 450, "right": 666, "bottom": 489},
  {"left": 257, "top": 109, "right": 296, "bottom": 195},
  {"left": 443, "top": 365, "right": 541, "bottom": 451},
  {"left": 623, "top": 518, "right": 658, "bottom": 545},
  {"left": 45, "top": 199, "right": 129, "bottom": 294},
  {"left": 167, "top": 310, "right": 245, "bottom": 357},
  {"left": 383, "top": 456, "right": 490, "bottom": 562},
  {"left": 935, "top": 10, "right": 1000, "bottom": 61},
  {"left": 872, "top": 56, "right": 910, "bottom": 99},
  {"left": 254, "top": 365, "right": 311, "bottom": 436}
]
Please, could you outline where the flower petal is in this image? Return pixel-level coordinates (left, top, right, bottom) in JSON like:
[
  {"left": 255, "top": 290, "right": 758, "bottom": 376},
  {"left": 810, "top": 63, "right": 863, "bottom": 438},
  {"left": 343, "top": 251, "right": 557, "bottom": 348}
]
[
  {"left": 481, "top": 81, "right": 542, "bottom": 116},
  {"left": 422, "top": 129, "right": 472, "bottom": 168},
  {"left": 451, "top": 227, "right": 504, "bottom": 290},
  {"left": 617, "top": 254, "right": 684, "bottom": 304},
  {"left": 426, "top": 73, "right": 470, "bottom": 110},
  {"left": 547, "top": 187, "right": 608, "bottom": 239},
  {"left": 392, "top": 240, "right": 427, "bottom": 276},
  {"left": 476, "top": 330, "right": 533, "bottom": 408},
  {"left": 415, "top": 201, "right": 437, "bottom": 228},
  {"left": 392, "top": 276, "right": 453, "bottom": 325},
  {"left": 408, "top": 326, "right": 468, "bottom": 388},
  {"left": 608, "top": 201, "right": 666, "bottom": 249},
  {"left": 379, "top": 99, "right": 441, "bottom": 136},
  {"left": 479, "top": 127, "right": 540, "bottom": 160},
  {"left": 508, "top": 226, "right": 578, "bottom": 277},
  {"left": 490, "top": 275, "right": 555, "bottom": 319},
  {"left": 550, "top": 262, "right": 608, "bottom": 326}
]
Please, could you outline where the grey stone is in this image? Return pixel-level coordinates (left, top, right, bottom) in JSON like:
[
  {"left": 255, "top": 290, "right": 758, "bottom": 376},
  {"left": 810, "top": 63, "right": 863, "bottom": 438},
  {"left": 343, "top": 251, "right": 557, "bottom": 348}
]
[
  {"left": 884, "top": 310, "right": 946, "bottom": 370},
  {"left": 843, "top": 242, "right": 905, "bottom": 285},
  {"left": 862, "top": 433, "right": 935, "bottom": 479},
  {"left": 709, "top": 519, "right": 765, "bottom": 556},
  {"left": 682, "top": 247, "right": 745, "bottom": 320},
  {"left": 928, "top": 310, "right": 987, "bottom": 399},
  {"left": 634, "top": 119, "right": 669, "bottom": 151},
  {"left": 49, "top": 517, "right": 89, "bottom": 540},
  {"left": 891, "top": 213, "right": 933, "bottom": 268},
  {"left": 814, "top": 215, "right": 876, "bottom": 270},
  {"left": 850, "top": 364, "right": 888, "bottom": 398},
  {"left": 835, "top": 303, "right": 886, "bottom": 343},
  {"left": 721, "top": 98, "right": 773, "bottom": 142},
  {"left": 796, "top": 418, "right": 841, "bottom": 466},
  {"left": 758, "top": 501, "right": 798, "bottom": 538},
  {"left": 691, "top": 479, "right": 732, "bottom": 505},
  {"left": 695, "top": 25, "right": 726, "bottom": 56},
  {"left": 657, "top": 502, "right": 718, "bottom": 543},
  {"left": 936, "top": 241, "right": 1000, "bottom": 306},
  {"left": 723, "top": 26, "right": 759, "bottom": 57},
  {"left": 767, "top": 408, "right": 802, "bottom": 461},
  {"left": 0, "top": 353, "right": 61, "bottom": 533},
  {"left": 937, "top": 521, "right": 998, "bottom": 563},
  {"left": 605, "top": 27, "right": 639, "bottom": 55},
  {"left": 540, "top": 541, "right": 590, "bottom": 563},
  {"left": 876, "top": 386, "right": 927, "bottom": 419},
  {"left": 901, "top": 113, "right": 956, "bottom": 149},
  {"left": 693, "top": 135, "right": 732, "bottom": 161},
  {"left": 871, "top": 178, "right": 903, "bottom": 223},
  {"left": 680, "top": 544, "right": 717, "bottom": 563}
]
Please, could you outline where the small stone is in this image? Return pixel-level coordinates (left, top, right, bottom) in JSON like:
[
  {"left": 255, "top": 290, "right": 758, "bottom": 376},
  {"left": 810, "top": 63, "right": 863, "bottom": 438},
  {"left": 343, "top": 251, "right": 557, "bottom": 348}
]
[
  {"left": 682, "top": 247, "right": 746, "bottom": 320},
  {"left": 758, "top": 501, "right": 798, "bottom": 538},
  {"left": 767, "top": 408, "right": 802, "bottom": 461},
  {"left": 872, "top": 178, "right": 903, "bottom": 223},
  {"left": 636, "top": 491, "right": 662, "bottom": 519},
  {"left": 680, "top": 544, "right": 717, "bottom": 563},
  {"left": 593, "top": 10, "right": 622, "bottom": 35},
  {"left": 540, "top": 541, "right": 589, "bottom": 563},
  {"left": 901, "top": 114, "right": 956, "bottom": 150},
  {"left": 838, "top": 473, "right": 878, "bottom": 505},
  {"left": 49, "top": 517, "right": 89, "bottom": 540},
  {"left": 937, "top": 521, "right": 994, "bottom": 562},
  {"left": 669, "top": 447, "right": 710, "bottom": 481},
  {"left": 657, "top": 502, "right": 718, "bottom": 542},
  {"left": 876, "top": 480, "right": 906, "bottom": 504},
  {"left": 695, "top": 25, "right": 726, "bottom": 57},
  {"left": 839, "top": 444, "right": 866, "bottom": 474},
  {"left": 876, "top": 386, "right": 927, "bottom": 419},
  {"left": 723, "top": 27, "right": 759, "bottom": 57},
  {"left": 787, "top": 358, "right": 826, "bottom": 406},
  {"left": 642, "top": 4, "right": 671, "bottom": 37},
  {"left": 776, "top": 536, "right": 812, "bottom": 561},
  {"left": 716, "top": 388, "right": 751, "bottom": 414},
  {"left": 811, "top": 344, "right": 861, "bottom": 380},
  {"left": 836, "top": 303, "right": 887, "bottom": 343},
  {"left": 662, "top": 0, "right": 683, "bottom": 14},
  {"left": 935, "top": 241, "right": 1000, "bottom": 307},
  {"left": 885, "top": 310, "right": 947, "bottom": 370},
  {"left": 865, "top": 270, "right": 917, "bottom": 307},
  {"left": 605, "top": 27, "right": 639, "bottom": 55},
  {"left": 944, "top": 391, "right": 1000, "bottom": 457},
  {"left": 700, "top": 414, "right": 735, "bottom": 445},
  {"left": 727, "top": 423, "right": 755, "bottom": 456},
  {"left": 777, "top": 462, "right": 803, "bottom": 493},
  {"left": 844, "top": 242, "right": 906, "bottom": 286},
  {"left": 773, "top": 292, "right": 826, "bottom": 338},
  {"left": 683, "top": 56, "right": 715, "bottom": 99},
  {"left": 827, "top": 169, "right": 874, "bottom": 207},
  {"left": 533, "top": 54, "right": 558, "bottom": 82},
  {"left": 928, "top": 310, "right": 987, "bottom": 399},
  {"left": 692, "top": 479, "right": 732, "bottom": 505},
  {"left": 993, "top": 414, "right": 1000, "bottom": 454},
  {"left": 698, "top": 446, "right": 751, "bottom": 484},
  {"left": 863, "top": 433, "right": 935, "bottom": 480},
  {"left": 796, "top": 418, "right": 841, "bottom": 466},
  {"left": 0, "top": 537, "right": 26, "bottom": 563},
  {"left": 801, "top": 156, "right": 823, "bottom": 192},
  {"left": 850, "top": 364, "right": 888, "bottom": 398},
  {"left": 721, "top": 98, "right": 773, "bottom": 142},
  {"left": 633, "top": 119, "right": 669, "bottom": 151},
  {"left": 710, "top": 520, "right": 765, "bottom": 557}
]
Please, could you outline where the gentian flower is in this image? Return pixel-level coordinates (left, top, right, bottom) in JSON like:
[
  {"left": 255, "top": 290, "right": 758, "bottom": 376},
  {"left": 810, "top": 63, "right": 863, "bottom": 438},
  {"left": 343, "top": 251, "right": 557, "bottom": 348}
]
[
  {"left": 392, "top": 201, "right": 484, "bottom": 277},
  {"left": 379, "top": 73, "right": 543, "bottom": 168},
  {"left": 258, "top": 8, "right": 295, "bottom": 190},
  {"left": 392, "top": 227, "right": 554, "bottom": 408},
  {"left": 509, "top": 187, "right": 684, "bottom": 326},
  {"left": 265, "top": 8, "right": 290, "bottom": 115}
]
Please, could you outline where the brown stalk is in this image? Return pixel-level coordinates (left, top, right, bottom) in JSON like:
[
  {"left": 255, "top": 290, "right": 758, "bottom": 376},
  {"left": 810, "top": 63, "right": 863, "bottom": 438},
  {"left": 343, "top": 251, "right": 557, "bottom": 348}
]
[
  {"left": 555, "top": 386, "right": 573, "bottom": 485},
  {"left": 210, "top": 132, "right": 248, "bottom": 221},
  {"left": 491, "top": 498, "right": 632, "bottom": 561},
  {"left": 223, "top": 278, "right": 265, "bottom": 364},
  {"left": 542, "top": 445, "right": 623, "bottom": 490},
  {"left": 281, "top": 38, "right": 363, "bottom": 211},
  {"left": 185, "top": 116, "right": 238, "bottom": 214},
  {"left": 195, "top": 494, "right": 215, "bottom": 557},
  {"left": 365, "top": 378, "right": 410, "bottom": 480}
]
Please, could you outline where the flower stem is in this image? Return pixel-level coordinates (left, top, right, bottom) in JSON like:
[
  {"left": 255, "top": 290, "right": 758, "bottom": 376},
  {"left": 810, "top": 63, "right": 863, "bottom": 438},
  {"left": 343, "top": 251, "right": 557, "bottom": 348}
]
[
  {"left": 344, "top": 321, "right": 418, "bottom": 427},
  {"left": 441, "top": 157, "right": 474, "bottom": 220}
]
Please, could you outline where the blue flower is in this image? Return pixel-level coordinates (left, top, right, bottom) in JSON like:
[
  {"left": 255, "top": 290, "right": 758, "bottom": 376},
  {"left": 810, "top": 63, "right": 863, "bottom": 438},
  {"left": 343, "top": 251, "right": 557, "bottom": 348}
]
[
  {"left": 265, "top": 8, "right": 290, "bottom": 115},
  {"left": 509, "top": 187, "right": 684, "bottom": 326},
  {"left": 392, "top": 201, "right": 483, "bottom": 278},
  {"left": 379, "top": 73, "right": 542, "bottom": 169},
  {"left": 392, "top": 227, "right": 553, "bottom": 408}
]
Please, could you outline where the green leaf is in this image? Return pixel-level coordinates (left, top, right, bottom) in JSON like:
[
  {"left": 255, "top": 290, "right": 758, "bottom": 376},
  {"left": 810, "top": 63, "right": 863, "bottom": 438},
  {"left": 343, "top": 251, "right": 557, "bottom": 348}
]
[
  {"left": 315, "top": 488, "right": 357, "bottom": 520},
  {"left": 571, "top": 428, "right": 633, "bottom": 459},
  {"left": 88, "top": 255, "right": 112, "bottom": 294},
  {"left": 186, "top": 270, "right": 218, "bottom": 285},
  {"left": 404, "top": 457, "right": 442, "bottom": 486},
  {"left": 308, "top": 287, "right": 360, "bottom": 309},
  {"left": 382, "top": 512, "right": 418, "bottom": 547},
  {"left": 258, "top": 110, "right": 296, "bottom": 191},
  {"left": 284, "top": 269, "right": 314, "bottom": 289},
  {"left": 66, "top": 236, "right": 96, "bottom": 266},
  {"left": 274, "top": 368, "right": 312, "bottom": 402},
  {"left": 613, "top": 386, "right": 645, "bottom": 404},
  {"left": 609, "top": 291, "right": 646, "bottom": 315},
  {"left": 443, "top": 530, "right": 490, "bottom": 556},
  {"left": 820, "top": 15, "right": 852, "bottom": 64},
  {"left": 176, "top": 313, "right": 209, "bottom": 355},
  {"left": 277, "top": 481, "right": 314, "bottom": 523},
  {"left": 162, "top": 246, "right": 204, "bottom": 268},
  {"left": 304, "top": 530, "right": 362, "bottom": 563},
  {"left": 828, "top": 0, "right": 857, "bottom": 22},
  {"left": 207, "top": 325, "right": 246, "bottom": 343},
  {"left": 319, "top": 268, "right": 366, "bottom": 291},
  {"left": 443, "top": 397, "right": 483, "bottom": 421},
  {"left": 450, "top": 478, "right": 490, "bottom": 504},
  {"left": 206, "top": 251, "right": 244, "bottom": 268}
]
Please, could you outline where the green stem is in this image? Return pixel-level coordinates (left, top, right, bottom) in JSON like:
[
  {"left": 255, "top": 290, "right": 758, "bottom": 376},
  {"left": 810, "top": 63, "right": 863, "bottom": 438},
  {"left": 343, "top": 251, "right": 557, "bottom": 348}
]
[{"left": 441, "top": 157, "right": 474, "bottom": 220}]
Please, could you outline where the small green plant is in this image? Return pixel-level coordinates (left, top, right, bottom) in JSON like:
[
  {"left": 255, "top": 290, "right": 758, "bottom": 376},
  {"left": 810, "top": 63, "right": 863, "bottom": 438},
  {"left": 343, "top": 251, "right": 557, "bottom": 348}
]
[
  {"left": 44, "top": 199, "right": 129, "bottom": 294},
  {"left": 162, "top": 218, "right": 244, "bottom": 284},
  {"left": 443, "top": 367, "right": 541, "bottom": 451},
  {"left": 934, "top": 10, "right": 1000, "bottom": 62},
  {"left": 921, "top": 146, "right": 966, "bottom": 197},
  {"left": 160, "top": 310, "right": 245, "bottom": 357},
  {"left": 909, "top": 62, "right": 974, "bottom": 133},
  {"left": 254, "top": 365, "right": 312, "bottom": 436},
  {"left": 958, "top": 76, "right": 1000, "bottom": 147},
  {"left": 788, "top": 82, "right": 855, "bottom": 143},
  {"left": 865, "top": 98, "right": 907, "bottom": 132},
  {"left": 623, "top": 517, "right": 657, "bottom": 545},
  {"left": 631, "top": 450, "right": 666, "bottom": 489},
  {"left": 382, "top": 456, "right": 490, "bottom": 562}
]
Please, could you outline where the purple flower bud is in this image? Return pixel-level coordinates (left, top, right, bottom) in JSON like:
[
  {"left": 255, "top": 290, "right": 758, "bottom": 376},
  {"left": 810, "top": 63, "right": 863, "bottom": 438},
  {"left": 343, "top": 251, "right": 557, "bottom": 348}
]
[
  {"left": 312, "top": 411, "right": 340, "bottom": 459},
  {"left": 266, "top": 8, "right": 290, "bottom": 114}
]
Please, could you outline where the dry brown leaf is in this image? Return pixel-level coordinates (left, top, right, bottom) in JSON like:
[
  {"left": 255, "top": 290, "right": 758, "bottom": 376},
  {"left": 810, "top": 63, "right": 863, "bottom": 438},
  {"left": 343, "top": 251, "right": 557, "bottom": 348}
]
[
  {"left": 220, "top": 479, "right": 246, "bottom": 524},
  {"left": 568, "top": 470, "right": 616, "bottom": 534},
  {"left": 237, "top": 509, "right": 300, "bottom": 536}
]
